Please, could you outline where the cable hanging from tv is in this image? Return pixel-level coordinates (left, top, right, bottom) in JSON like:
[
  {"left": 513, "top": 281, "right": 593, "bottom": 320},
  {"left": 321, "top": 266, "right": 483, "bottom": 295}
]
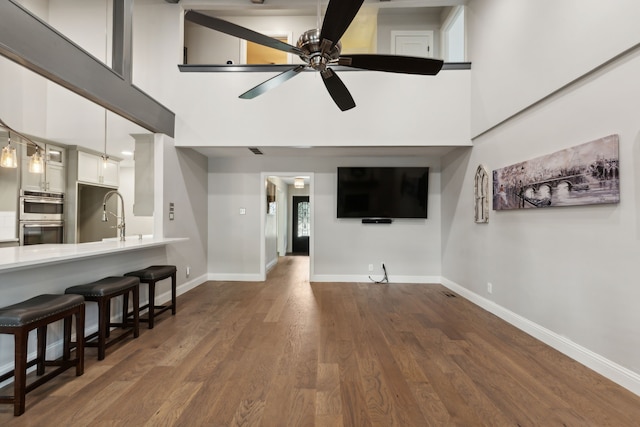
[{"left": 369, "top": 263, "right": 389, "bottom": 284}]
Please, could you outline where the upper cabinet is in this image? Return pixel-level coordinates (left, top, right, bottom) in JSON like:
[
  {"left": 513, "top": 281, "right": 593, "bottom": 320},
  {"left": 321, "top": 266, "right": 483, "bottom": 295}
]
[
  {"left": 75, "top": 150, "right": 119, "bottom": 188},
  {"left": 21, "top": 144, "right": 66, "bottom": 193}
]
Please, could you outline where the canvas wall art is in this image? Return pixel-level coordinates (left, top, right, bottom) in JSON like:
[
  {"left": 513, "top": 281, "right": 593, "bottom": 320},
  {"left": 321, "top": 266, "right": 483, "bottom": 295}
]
[{"left": 493, "top": 134, "right": 619, "bottom": 210}]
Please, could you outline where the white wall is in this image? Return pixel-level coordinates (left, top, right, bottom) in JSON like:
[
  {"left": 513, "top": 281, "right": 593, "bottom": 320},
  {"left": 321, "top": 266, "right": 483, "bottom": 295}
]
[
  {"left": 174, "top": 68, "right": 470, "bottom": 148},
  {"left": 119, "top": 165, "right": 154, "bottom": 236},
  {"left": 468, "top": 0, "right": 640, "bottom": 136},
  {"left": 208, "top": 169, "right": 262, "bottom": 280},
  {"left": 0, "top": 52, "right": 47, "bottom": 138},
  {"left": 132, "top": 0, "right": 183, "bottom": 108},
  {"left": 442, "top": 0, "right": 640, "bottom": 394},
  {"left": 185, "top": 15, "right": 316, "bottom": 65},
  {"left": 209, "top": 156, "right": 441, "bottom": 283},
  {"left": 158, "top": 137, "right": 209, "bottom": 288},
  {"left": 377, "top": 9, "right": 443, "bottom": 57}
]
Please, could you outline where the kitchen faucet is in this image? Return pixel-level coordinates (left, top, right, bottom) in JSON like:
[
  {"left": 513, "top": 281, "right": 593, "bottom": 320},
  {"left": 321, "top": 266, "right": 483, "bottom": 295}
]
[{"left": 101, "top": 190, "right": 126, "bottom": 241}]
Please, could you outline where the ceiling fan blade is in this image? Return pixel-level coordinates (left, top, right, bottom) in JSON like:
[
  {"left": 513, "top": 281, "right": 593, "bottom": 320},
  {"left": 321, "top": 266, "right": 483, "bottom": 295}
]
[
  {"left": 239, "top": 65, "right": 305, "bottom": 99},
  {"left": 185, "top": 10, "right": 303, "bottom": 56},
  {"left": 320, "top": 0, "right": 365, "bottom": 46},
  {"left": 338, "top": 55, "right": 444, "bottom": 75},
  {"left": 321, "top": 68, "right": 355, "bottom": 111}
]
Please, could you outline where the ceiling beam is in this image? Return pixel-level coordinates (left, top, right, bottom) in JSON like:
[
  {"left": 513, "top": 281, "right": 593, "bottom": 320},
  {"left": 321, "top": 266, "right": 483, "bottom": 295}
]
[
  {"left": 112, "top": 0, "right": 133, "bottom": 82},
  {"left": 0, "top": 1, "right": 175, "bottom": 137}
]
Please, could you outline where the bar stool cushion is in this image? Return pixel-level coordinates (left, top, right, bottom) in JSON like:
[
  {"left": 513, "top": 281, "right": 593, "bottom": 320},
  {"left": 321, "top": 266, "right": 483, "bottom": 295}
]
[
  {"left": 125, "top": 265, "right": 177, "bottom": 281},
  {"left": 65, "top": 276, "right": 140, "bottom": 297},
  {"left": 0, "top": 294, "right": 85, "bottom": 327}
]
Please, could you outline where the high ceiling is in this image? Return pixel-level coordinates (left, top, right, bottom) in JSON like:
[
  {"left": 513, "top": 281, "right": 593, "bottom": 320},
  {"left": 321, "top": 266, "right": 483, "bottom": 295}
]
[
  {"left": 191, "top": 145, "right": 458, "bottom": 158},
  {"left": 179, "top": 0, "right": 466, "bottom": 16}
]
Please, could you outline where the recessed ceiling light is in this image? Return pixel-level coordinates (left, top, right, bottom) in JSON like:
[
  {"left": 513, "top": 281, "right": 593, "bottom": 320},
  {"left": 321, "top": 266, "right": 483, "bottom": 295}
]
[{"left": 121, "top": 150, "right": 134, "bottom": 156}]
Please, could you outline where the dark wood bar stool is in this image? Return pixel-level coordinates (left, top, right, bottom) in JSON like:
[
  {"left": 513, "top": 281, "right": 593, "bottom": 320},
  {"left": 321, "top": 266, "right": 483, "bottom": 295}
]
[
  {"left": 0, "top": 294, "right": 85, "bottom": 416},
  {"left": 125, "top": 265, "right": 177, "bottom": 329},
  {"left": 65, "top": 276, "right": 139, "bottom": 361}
]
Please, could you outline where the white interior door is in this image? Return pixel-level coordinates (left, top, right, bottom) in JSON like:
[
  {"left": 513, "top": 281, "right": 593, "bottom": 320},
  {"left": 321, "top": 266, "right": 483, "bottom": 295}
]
[{"left": 391, "top": 31, "right": 434, "bottom": 58}]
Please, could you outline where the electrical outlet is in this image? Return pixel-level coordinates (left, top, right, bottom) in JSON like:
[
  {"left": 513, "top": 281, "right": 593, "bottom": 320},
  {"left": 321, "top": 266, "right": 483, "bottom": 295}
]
[
  {"left": 487, "top": 282, "right": 493, "bottom": 294},
  {"left": 186, "top": 266, "right": 191, "bottom": 278},
  {"left": 368, "top": 264, "right": 373, "bottom": 272}
]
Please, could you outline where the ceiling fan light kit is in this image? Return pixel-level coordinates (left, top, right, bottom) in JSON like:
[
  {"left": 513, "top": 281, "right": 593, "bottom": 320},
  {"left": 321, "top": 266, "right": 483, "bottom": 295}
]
[{"left": 183, "top": 0, "right": 443, "bottom": 111}]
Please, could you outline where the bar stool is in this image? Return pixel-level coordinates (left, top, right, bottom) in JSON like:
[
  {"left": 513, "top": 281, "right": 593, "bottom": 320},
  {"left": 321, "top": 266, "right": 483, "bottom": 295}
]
[
  {"left": 125, "top": 265, "right": 177, "bottom": 329},
  {"left": 65, "top": 276, "right": 139, "bottom": 360},
  {"left": 0, "top": 294, "right": 85, "bottom": 416}
]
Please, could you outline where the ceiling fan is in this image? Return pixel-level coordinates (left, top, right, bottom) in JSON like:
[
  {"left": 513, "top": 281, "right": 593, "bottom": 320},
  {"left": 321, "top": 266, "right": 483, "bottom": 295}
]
[{"left": 183, "top": 0, "right": 444, "bottom": 111}]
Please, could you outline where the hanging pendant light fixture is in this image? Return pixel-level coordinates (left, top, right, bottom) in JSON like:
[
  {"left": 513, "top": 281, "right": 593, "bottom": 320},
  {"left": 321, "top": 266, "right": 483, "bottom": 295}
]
[
  {"left": 101, "top": 109, "right": 109, "bottom": 168},
  {"left": 0, "top": 118, "right": 44, "bottom": 173},
  {"left": 28, "top": 146, "right": 44, "bottom": 173},
  {"left": 0, "top": 131, "right": 18, "bottom": 168},
  {"left": 294, "top": 177, "right": 305, "bottom": 189}
]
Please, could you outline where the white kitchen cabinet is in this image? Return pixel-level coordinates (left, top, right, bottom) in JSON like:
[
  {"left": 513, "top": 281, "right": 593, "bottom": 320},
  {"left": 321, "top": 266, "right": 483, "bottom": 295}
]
[
  {"left": 21, "top": 144, "right": 66, "bottom": 193},
  {"left": 77, "top": 151, "right": 119, "bottom": 187}
]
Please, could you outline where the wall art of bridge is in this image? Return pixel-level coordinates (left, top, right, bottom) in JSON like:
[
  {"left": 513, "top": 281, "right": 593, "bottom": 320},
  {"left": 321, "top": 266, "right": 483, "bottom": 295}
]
[{"left": 493, "top": 135, "right": 620, "bottom": 210}]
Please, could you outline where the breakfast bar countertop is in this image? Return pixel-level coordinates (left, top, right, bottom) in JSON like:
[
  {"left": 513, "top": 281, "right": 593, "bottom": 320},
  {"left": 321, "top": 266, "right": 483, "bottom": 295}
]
[{"left": 0, "top": 237, "right": 187, "bottom": 273}]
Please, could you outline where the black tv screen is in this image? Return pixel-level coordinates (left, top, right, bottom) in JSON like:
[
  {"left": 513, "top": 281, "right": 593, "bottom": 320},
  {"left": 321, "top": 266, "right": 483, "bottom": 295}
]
[{"left": 337, "top": 167, "right": 429, "bottom": 219}]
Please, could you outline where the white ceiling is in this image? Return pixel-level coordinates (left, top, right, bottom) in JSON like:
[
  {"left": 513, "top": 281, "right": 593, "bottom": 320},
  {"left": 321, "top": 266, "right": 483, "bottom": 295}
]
[
  {"left": 181, "top": 0, "right": 466, "bottom": 16},
  {"left": 190, "top": 145, "right": 459, "bottom": 158}
]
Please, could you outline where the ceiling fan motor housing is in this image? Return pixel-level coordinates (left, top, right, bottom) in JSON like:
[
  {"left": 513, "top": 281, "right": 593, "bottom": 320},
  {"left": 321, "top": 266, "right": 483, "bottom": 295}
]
[{"left": 297, "top": 29, "right": 341, "bottom": 71}]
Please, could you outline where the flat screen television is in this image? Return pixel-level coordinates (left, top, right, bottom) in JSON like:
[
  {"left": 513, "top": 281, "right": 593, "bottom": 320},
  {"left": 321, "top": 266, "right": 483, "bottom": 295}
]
[{"left": 337, "top": 167, "right": 429, "bottom": 219}]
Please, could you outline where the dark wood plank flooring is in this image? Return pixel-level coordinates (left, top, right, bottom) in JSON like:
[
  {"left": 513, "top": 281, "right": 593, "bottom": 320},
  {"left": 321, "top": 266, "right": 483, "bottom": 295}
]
[{"left": 1, "top": 256, "right": 639, "bottom": 425}]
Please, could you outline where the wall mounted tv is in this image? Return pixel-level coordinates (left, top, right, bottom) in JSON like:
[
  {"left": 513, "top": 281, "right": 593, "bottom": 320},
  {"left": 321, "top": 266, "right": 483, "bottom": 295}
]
[{"left": 337, "top": 167, "right": 429, "bottom": 219}]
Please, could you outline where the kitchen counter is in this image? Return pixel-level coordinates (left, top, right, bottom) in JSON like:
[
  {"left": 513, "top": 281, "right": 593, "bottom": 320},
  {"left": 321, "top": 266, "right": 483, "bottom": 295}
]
[{"left": 0, "top": 236, "right": 187, "bottom": 273}]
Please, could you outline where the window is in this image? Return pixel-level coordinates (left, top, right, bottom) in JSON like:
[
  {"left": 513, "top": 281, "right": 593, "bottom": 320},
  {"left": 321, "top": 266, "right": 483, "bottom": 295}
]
[{"left": 297, "top": 201, "right": 310, "bottom": 237}]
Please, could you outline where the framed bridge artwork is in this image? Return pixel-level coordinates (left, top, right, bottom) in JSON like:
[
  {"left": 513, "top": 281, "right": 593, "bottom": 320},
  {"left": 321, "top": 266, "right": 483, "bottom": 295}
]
[{"left": 492, "top": 134, "right": 620, "bottom": 210}]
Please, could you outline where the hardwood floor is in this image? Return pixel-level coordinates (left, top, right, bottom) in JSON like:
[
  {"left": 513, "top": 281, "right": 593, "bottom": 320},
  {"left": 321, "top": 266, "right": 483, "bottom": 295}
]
[{"left": 2, "top": 256, "right": 639, "bottom": 425}]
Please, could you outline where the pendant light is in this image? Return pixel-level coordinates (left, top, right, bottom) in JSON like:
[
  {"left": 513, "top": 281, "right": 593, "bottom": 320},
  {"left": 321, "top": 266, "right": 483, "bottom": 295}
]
[
  {"left": 101, "top": 109, "right": 109, "bottom": 168},
  {"left": 0, "top": 131, "right": 18, "bottom": 168},
  {"left": 28, "top": 146, "right": 44, "bottom": 173},
  {"left": 0, "top": 118, "right": 44, "bottom": 173},
  {"left": 294, "top": 177, "right": 305, "bottom": 189}
]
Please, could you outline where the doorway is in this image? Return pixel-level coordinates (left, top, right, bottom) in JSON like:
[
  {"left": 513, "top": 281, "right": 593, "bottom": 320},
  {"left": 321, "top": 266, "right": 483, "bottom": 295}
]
[
  {"left": 260, "top": 172, "right": 313, "bottom": 281},
  {"left": 292, "top": 196, "right": 310, "bottom": 255}
]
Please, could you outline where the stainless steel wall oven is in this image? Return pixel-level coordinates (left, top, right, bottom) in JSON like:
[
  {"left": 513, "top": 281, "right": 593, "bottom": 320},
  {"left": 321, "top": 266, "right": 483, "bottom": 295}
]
[
  {"left": 19, "top": 221, "right": 64, "bottom": 245},
  {"left": 19, "top": 190, "right": 64, "bottom": 245},
  {"left": 20, "top": 190, "right": 64, "bottom": 221}
]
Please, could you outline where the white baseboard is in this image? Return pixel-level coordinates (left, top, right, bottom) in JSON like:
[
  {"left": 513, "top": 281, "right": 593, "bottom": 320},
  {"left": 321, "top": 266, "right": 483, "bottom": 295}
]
[
  {"left": 311, "top": 274, "right": 441, "bottom": 284},
  {"left": 266, "top": 258, "right": 278, "bottom": 273},
  {"left": 207, "top": 273, "right": 263, "bottom": 282},
  {"left": 154, "top": 273, "right": 207, "bottom": 303},
  {"left": 441, "top": 276, "right": 640, "bottom": 396}
]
